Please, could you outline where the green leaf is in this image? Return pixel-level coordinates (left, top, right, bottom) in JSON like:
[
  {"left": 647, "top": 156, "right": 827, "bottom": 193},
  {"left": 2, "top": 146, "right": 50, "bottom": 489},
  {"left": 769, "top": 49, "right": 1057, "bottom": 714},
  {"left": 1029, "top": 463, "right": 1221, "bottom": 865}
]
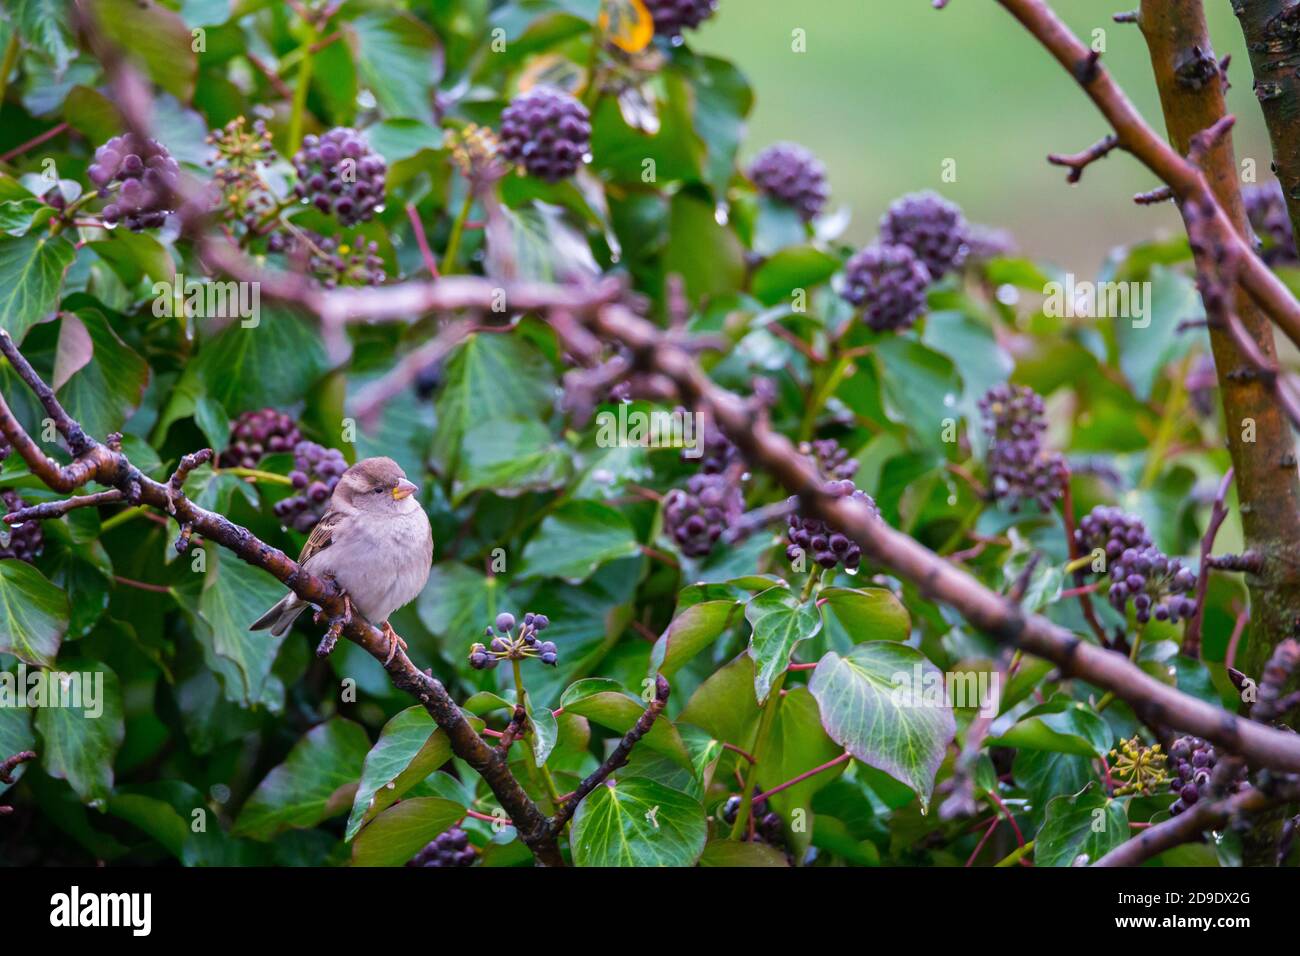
[
  {"left": 12, "top": 0, "right": 76, "bottom": 72},
  {"left": 0, "top": 232, "right": 75, "bottom": 343},
  {"left": 0, "top": 199, "right": 46, "bottom": 237},
  {"left": 34, "top": 658, "right": 124, "bottom": 804},
  {"left": 571, "top": 777, "right": 707, "bottom": 867},
  {"left": 233, "top": 717, "right": 371, "bottom": 840},
  {"left": 195, "top": 549, "right": 292, "bottom": 707},
  {"left": 430, "top": 332, "right": 555, "bottom": 481},
  {"left": 451, "top": 417, "right": 571, "bottom": 505},
  {"left": 663, "top": 191, "right": 745, "bottom": 304},
  {"left": 188, "top": 304, "right": 328, "bottom": 416},
  {"left": 54, "top": 308, "right": 150, "bottom": 438},
  {"left": 683, "top": 54, "right": 752, "bottom": 199},
  {"left": 1013, "top": 748, "right": 1098, "bottom": 809},
  {"left": 351, "top": 797, "right": 464, "bottom": 867},
  {"left": 872, "top": 338, "right": 962, "bottom": 454},
  {"left": 346, "top": 706, "right": 452, "bottom": 841},
  {"left": 519, "top": 500, "right": 641, "bottom": 584},
  {"left": 678, "top": 654, "right": 761, "bottom": 747},
  {"left": 560, "top": 679, "right": 691, "bottom": 768},
  {"left": 0, "top": 559, "right": 69, "bottom": 667},
  {"left": 751, "top": 247, "right": 839, "bottom": 306},
  {"left": 1034, "top": 784, "right": 1128, "bottom": 867},
  {"left": 416, "top": 562, "right": 498, "bottom": 648},
  {"left": 820, "top": 587, "right": 911, "bottom": 644},
  {"left": 1116, "top": 266, "right": 1201, "bottom": 400},
  {"left": 990, "top": 697, "right": 1113, "bottom": 757},
  {"left": 0, "top": 704, "right": 36, "bottom": 796},
  {"left": 808, "top": 643, "right": 956, "bottom": 811},
  {"left": 90, "top": 0, "right": 197, "bottom": 101},
  {"left": 745, "top": 585, "right": 821, "bottom": 704},
  {"left": 348, "top": 12, "right": 443, "bottom": 122},
  {"left": 757, "top": 687, "right": 845, "bottom": 859},
  {"left": 649, "top": 598, "right": 742, "bottom": 678},
  {"left": 698, "top": 839, "right": 789, "bottom": 867}
]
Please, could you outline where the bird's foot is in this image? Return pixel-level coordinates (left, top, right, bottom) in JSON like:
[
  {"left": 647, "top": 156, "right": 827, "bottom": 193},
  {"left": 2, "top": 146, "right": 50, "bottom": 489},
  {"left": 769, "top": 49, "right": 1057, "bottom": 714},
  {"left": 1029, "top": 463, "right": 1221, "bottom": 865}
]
[
  {"left": 314, "top": 592, "right": 352, "bottom": 658},
  {"left": 381, "top": 620, "right": 407, "bottom": 665}
]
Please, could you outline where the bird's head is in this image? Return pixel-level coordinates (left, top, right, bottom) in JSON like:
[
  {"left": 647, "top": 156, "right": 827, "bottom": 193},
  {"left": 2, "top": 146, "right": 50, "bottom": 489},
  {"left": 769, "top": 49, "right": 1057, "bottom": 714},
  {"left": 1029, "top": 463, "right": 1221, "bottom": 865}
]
[{"left": 333, "top": 456, "right": 421, "bottom": 515}]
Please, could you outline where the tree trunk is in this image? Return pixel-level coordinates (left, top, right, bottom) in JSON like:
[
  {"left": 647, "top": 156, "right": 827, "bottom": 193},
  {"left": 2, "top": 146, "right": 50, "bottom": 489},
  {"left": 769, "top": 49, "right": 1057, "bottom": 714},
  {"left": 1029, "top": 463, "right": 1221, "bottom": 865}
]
[
  {"left": 1233, "top": 1, "right": 1300, "bottom": 242},
  {"left": 1138, "top": 0, "right": 1300, "bottom": 865}
]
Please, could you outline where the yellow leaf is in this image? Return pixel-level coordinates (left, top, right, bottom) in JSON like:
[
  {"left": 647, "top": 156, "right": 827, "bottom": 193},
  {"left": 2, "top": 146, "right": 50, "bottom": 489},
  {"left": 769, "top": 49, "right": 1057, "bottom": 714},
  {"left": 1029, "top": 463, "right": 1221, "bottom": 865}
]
[{"left": 599, "top": 0, "right": 654, "bottom": 54}]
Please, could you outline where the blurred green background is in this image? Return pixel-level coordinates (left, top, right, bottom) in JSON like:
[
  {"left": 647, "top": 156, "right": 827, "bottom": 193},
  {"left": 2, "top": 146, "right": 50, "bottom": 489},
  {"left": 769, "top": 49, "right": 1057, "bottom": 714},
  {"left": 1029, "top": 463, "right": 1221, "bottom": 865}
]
[{"left": 692, "top": 0, "right": 1271, "bottom": 276}]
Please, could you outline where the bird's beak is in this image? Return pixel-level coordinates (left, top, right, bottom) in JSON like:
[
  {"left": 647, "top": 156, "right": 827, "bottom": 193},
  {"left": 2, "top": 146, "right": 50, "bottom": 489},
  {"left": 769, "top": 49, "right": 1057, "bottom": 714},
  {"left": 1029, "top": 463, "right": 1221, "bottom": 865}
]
[{"left": 392, "top": 478, "right": 418, "bottom": 501}]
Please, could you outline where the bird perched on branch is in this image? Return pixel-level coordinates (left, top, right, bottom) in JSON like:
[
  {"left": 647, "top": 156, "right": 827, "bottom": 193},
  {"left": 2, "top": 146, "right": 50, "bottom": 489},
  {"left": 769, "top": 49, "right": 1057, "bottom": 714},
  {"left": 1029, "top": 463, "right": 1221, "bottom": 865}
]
[{"left": 250, "top": 457, "right": 432, "bottom": 661}]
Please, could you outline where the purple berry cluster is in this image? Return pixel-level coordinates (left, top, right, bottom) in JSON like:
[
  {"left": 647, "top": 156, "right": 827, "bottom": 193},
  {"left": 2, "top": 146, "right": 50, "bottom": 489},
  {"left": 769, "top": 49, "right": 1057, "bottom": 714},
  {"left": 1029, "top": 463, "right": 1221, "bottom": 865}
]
[
  {"left": 664, "top": 472, "right": 744, "bottom": 558},
  {"left": 88, "top": 134, "right": 179, "bottom": 231},
  {"left": 469, "top": 611, "right": 556, "bottom": 669},
  {"left": 1074, "top": 506, "right": 1153, "bottom": 565},
  {"left": 0, "top": 491, "right": 43, "bottom": 562},
  {"left": 292, "top": 128, "right": 387, "bottom": 226},
  {"left": 1243, "top": 181, "right": 1298, "bottom": 266},
  {"left": 979, "top": 384, "right": 1064, "bottom": 512},
  {"left": 267, "top": 230, "right": 386, "bottom": 288},
  {"left": 880, "top": 191, "right": 969, "bottom": 280},
  {"left": 498, "top": 87, "right": 591, "bottom": 183},
  {"left": 749, "top": 143, "right": 830, "bottom": 222},
  {"left": 839, "top": 243, "right": 932, "bottom": 332},
  {"left": 785, "top": 479, "right": 878, "bottom": 571},
  {"left": 1107, "top": 545, "right": 1197, "bottom": 624},
  {"left": 643, "top": 0, "right": 718, "bottom": 39},
  {"left": 1167, "top": 736, "right": 1244, "bottom": 816},
  {"left": 274, "top": 441, "right": 348, "bottom": 533},
  {"left": 687, "top": 422, "right": 739, "bottom": 475},
  {"left": 804, "top": 438, "right": 859, "bottom": 481},
  {"left": 218, "top": 409, "right": 302, "bottom": 469},
  {"left": 407, "top": 827, "right": 475, "bottom": 867}
]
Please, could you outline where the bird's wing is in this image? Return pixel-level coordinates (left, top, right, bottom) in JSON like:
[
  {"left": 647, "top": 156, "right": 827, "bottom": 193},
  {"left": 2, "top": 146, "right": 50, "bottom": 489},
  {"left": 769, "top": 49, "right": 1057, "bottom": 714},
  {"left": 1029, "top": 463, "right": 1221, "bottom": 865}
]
[{"left": 298, "top": 508, "right": 348, "bottom": 565}]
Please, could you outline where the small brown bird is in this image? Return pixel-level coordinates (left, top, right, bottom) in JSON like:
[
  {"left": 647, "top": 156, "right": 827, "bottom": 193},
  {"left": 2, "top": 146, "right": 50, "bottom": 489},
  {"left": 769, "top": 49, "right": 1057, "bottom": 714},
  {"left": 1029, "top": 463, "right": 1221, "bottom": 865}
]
[{"left": 250, "top": 457, "right": 433, "bottom": 661}]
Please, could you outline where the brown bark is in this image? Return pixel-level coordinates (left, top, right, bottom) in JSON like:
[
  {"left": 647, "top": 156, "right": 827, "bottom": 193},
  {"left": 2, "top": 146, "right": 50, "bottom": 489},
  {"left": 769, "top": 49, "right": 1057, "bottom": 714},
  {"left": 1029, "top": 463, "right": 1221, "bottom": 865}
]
[
  {"left": 1137, "top": 0, "right": 1300, "bottom": 864},
  {"left": 1234, "top": 0, "right": 1300, "bottom": 244}
]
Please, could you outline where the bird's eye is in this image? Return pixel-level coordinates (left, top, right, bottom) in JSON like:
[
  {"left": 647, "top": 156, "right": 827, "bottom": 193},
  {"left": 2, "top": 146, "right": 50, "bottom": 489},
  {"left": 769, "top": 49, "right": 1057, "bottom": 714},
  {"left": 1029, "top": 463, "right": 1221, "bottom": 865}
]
[{"left": 374, "top": 487, "right": 385, "bottom": 494}]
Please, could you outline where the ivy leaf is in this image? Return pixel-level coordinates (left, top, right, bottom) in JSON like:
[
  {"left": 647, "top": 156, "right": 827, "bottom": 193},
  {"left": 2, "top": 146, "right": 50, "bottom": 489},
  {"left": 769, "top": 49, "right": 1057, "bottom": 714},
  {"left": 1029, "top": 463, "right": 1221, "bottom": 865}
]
[
  {"left": 188, "top": 304, "right": 328, "bottom": 416},
  {"left": 352, "top": 797, "right": 464, "bottom": 867},
  {"left": 648, "top": 598, "right": 742, "bottom": 678},
  {"left": 0, "top": 232, "right": 75, "bottom": 343},
  {"left": 526, "top": 691, "right": 559, "bottom": 768},
  {"left": 233, "top": 718, "right": 371, "bottom": 840},
  {"left": 684, "top": 54, "right": 753, "bottom": 199},
  {"left": 560, "top": 679, "right": 691, "bottom": 768},
  {"left": 989, "top": 696, "right": 1113, "bottom": 757},
  {"left": 872, "top": 338, "right": 962, "bottom": 455},
  {"left": 452, "top": 417, "right": 571, "bottom": 505},
  {"left": 54, "top": 309, "right": 150, "bottom": 438},
  {"left": 1013, "top": 748, "right": 1098, "bottom": 810},
  {"left": 0, "top": 704, "right": 36, "bottom": 797},
  {"left": 819, "top": 586, "right": 911, "bottom": 644},
  {"left": 1034, "top": 784, "right": 1129, "bottom": 867},
  {"left": 90, "top": 0, "right": 196, "bottom": 99},
  {"left": 0, "top": 558, "right": 69, "bottom": 667},
  {"left": 346, "top": 707, "right": 452, "bottom": 841},
  {"left": 699, "top": 839, "right": 790, "bottom": 867},
  {"left": 519, "top": 501, "right": 641, "bottom": 584},
  {"left": 12, "top": 0, "right": 76, "bottom": 73},
  {"left": 348, "top": 12, "right": 443, "bottom": 123},
  {"left": 678, "top": 653, "right": 761, "bottom": 747},
  {"left": 34, "top": 658, "right": 125, "bottom": 804},
  {"left": 0, "top": 199, "right": 46, "bottom": 237},
  {"left": 809, "top": 643, "right": 956, "bottom": 811},
  {"left": 430, "top": 332, "right": 554, "bottom": 481},
  {"left": 758, "top": 686, "right": 844, "bottom": 820},
  {"left": 416, "top": 562, "right": 498, "bottom": 650},
  {"left": 571, "top": 777, "right": 707, "bottom": 867},
  {"left": 745, "top": 585, "right": 821, "bottom": 704},
  {"left": 194, "top": 549, "right": 291, "bottom": 708}
]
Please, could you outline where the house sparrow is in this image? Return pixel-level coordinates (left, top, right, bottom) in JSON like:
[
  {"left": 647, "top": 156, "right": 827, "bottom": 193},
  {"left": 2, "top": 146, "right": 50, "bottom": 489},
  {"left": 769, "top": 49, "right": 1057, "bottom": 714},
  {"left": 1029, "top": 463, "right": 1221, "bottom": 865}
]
[{"left": 250, "top": 457, "right": 433, "bottom": 662}]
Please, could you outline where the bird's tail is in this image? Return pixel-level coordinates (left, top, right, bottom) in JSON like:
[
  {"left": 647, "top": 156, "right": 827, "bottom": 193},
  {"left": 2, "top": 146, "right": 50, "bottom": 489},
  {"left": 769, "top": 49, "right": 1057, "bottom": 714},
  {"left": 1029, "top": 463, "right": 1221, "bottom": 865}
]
[{"left": 249, "top": 593, "right": 308, "bottom": 636}]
